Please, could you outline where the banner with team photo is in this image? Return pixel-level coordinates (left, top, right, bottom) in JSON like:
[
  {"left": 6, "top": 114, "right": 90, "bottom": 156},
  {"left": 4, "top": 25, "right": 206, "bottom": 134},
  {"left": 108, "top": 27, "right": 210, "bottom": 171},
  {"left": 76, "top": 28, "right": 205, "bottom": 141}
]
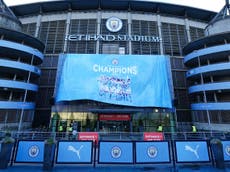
[
  {"left": 56, "top": 141, "right": 93, "bottom": 164},
  {"left": 15, "top": 140, "right": 44, "bottom": 163},
  {"left": 56, "top": 54, "right": 172, "bottom": 108},
  {"left": 98, "top": 141, "right": 133, "bottom": 164},
  {"left": 135, "top": 141, "right": 170, "bottom": 163}
]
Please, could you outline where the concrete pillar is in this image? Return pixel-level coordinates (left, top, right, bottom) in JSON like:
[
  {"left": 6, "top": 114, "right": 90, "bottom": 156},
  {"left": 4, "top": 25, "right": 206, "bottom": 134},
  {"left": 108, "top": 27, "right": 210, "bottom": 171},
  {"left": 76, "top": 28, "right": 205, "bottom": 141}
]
[
  {"left": 128, "top": 12, "right": 132, "bottom": 54},
  {"left": 35, "top": 14, "right": 42, "bottom": 38},
  {"left": 96, "top": 11, "right": 101, "bottom": 54},
  {"left": 157, "top": 14, "right": 163, "bottom": 55},
  {"left": 63, "top": 11, "right": 72, "bottom": 53}
]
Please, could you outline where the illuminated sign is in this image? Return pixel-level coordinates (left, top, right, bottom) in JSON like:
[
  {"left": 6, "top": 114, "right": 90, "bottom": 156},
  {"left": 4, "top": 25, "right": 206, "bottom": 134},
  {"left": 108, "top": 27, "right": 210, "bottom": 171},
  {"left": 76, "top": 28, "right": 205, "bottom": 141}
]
[
  {"left": 15, "top": 141, "right": 44, "bottom": 163},
  {"left": 98, "top": 141, "right": 133, "bottom": 164},
  {"left": 175, "top": 141, "right": 210, "bottom": 163},
  {"left": 135, "top": 141, "right": 170, "bottom": 163},
  {"left": 221, "top": 140, "right": 230, "bottom": 161},
  {"left": 56, "top": 141, "right": 93, "bottom": 164}
]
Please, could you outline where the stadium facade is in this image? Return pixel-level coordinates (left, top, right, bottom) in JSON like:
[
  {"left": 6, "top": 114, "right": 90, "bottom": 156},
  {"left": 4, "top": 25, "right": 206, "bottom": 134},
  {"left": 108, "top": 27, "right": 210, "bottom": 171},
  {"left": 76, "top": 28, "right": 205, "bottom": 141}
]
[
  {"left": 0, "top": 0, "right": 44, "bottom": 131},
  {"left": 183, "top": 2, "right": 230, "bottom": 132},
  {"left": 3, "top": 0, "right": 228, "bottom": 132}
]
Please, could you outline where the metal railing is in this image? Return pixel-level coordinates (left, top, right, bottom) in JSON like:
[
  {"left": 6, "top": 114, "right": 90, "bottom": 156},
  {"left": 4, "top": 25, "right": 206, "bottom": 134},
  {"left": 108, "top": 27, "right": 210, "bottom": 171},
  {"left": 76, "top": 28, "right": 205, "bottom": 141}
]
[{"left": 1, "top": 131, "right": 229, "bottom": 141}]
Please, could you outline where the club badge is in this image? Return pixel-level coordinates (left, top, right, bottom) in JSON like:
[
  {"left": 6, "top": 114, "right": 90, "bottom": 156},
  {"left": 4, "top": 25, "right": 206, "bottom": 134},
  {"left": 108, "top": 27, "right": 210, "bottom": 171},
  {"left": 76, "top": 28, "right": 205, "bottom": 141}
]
[
  {"left": 147, "top": 146, "right": 158, "bottom": 158},
  {"left": 28, "top": 145, "right": 39, "bottom": 158},
  {"left": 111, "top": 146, "right": 122, "bottom": 159},
  {"left": 225, "top": 145, "right": 230, "bottom": 156}
]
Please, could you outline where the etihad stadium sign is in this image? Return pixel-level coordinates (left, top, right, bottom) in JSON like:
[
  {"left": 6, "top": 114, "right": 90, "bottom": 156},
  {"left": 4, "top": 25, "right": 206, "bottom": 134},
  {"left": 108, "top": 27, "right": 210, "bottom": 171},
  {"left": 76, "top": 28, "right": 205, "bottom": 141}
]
[{"left": 66, "top": 17, "right": 161, "bottom": 43}]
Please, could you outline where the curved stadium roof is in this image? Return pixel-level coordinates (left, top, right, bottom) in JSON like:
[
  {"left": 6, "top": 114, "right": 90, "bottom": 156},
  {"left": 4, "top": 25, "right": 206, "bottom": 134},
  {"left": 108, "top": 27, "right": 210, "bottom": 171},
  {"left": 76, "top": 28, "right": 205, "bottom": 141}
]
[{"left": 10, "top": 0, "right": 216, "bottom": 22}]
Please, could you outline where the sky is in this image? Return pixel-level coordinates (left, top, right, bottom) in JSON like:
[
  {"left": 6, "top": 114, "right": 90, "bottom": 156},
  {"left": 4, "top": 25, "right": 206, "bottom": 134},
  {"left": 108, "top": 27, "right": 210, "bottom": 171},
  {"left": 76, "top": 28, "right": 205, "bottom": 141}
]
[{"left": 3, "top": 0, "right": 226, "bottom": 12}]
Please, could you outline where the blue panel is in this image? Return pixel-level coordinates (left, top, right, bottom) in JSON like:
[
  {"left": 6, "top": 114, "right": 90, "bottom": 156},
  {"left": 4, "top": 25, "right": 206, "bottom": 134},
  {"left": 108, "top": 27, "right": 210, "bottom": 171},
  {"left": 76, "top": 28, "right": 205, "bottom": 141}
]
[
  {"left": 15, "top": 141, "right": 44, "bottom": 163},
  {"left": 0, "top": 40, "right": 44, "bottom": 61},
  {"left": 56, "top": 54, "right": 172, "bottom": 108},
  {"left": 56, "top": 141, "right": 93, "bottom": 163},
  {"left": 135, "top": 142, "right": 170, "bottom": 163},
  {"left": 0, "top": 59, "right": 41, "bottom": 75},
  {"left": 99, "top": 142, "right": 133, "bottom": 163},
  {"left": 175, "top": 141, "right": 210, "bottom": 163},
  {"left": 0, "top": 80, "right": 38, "bottom": 91},
  {"left": 189, "top": 82, "right": 230, "bottom": 94},
  {"left": 191, "top": 103, "right": 230, "bottom": 110},
  {"left": 184, "top": 44, "right": 230, "bottom": 63},
  {"left": 221, "top": 141, "right": 230, "bottom": 161},
  {"left": 0, "top": 101, "right": 35, "bottom": 109},
  {"left": 187, "top": 62, "right": 230, "bottom": 78}
]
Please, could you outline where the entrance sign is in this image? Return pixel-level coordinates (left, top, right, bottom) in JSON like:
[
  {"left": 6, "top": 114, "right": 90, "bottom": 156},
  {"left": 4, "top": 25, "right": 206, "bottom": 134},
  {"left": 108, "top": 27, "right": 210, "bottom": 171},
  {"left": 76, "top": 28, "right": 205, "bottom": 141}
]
[
  {"left": 99, "top": 114, "right": 130, "bottom": 121},
  {"left": 78, "top": 132, "right": 99, "bottom": 144},
  {"left": 15, "top": 140, "right": 44, "bottom": 163},
  {"left": 98, "top": 141, "right": 133, "bottom": 164},
  {"left": 175, "top": 141, "right": 210, "bottom": 163},
  {"left": 135, "top": 141, "right": 170, "bottom": 163},
  {"left": 56, "top": 141, "right": 93, "bottom": 164},
  {"left": 144, "top": 132, "right": 164, "bottom": 141},
  {"left": 56, "top": 54, "right": 172, "bottom": 108}
]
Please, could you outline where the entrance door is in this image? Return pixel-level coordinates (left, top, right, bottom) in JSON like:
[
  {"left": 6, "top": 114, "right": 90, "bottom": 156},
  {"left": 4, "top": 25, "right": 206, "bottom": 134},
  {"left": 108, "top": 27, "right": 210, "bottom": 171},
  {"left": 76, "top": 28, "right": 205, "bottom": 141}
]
[{"left": 99, "top": 114, "right": 131, "bottom": 132}]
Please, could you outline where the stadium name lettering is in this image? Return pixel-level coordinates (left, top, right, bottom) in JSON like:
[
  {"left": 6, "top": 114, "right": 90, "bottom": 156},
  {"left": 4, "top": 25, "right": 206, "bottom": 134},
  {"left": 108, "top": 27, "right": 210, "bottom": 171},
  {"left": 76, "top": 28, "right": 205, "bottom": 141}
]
[
  {"left": 93, "top": 64, "right": 138, "bottom": 75},
  {"left": 66, "top": 34, "right": 161, "bottom": 43}
]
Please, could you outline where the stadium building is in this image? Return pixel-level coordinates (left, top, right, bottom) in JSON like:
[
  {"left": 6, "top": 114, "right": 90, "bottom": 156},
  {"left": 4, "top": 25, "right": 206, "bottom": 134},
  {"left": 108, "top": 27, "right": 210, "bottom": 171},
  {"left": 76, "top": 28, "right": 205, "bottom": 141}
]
[
  {"left": 183, "top": 1, "right": 230, "bottom": 132},
  {"left": 2, "top": 0, "right": 224, "bottom": 132},
  {"left": 0, "top": 0, "right": 44, "bottom": 130}
]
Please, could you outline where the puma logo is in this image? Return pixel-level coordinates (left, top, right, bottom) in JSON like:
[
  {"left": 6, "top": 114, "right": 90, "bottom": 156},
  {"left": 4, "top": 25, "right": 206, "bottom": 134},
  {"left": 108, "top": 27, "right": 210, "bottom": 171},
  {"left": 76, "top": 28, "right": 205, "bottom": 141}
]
[
  {"left": 68, "top": 145, "right": 84, "bottom": 159},
  {"left": 184, "top": 145, "right": 200, "bottom": 159}
]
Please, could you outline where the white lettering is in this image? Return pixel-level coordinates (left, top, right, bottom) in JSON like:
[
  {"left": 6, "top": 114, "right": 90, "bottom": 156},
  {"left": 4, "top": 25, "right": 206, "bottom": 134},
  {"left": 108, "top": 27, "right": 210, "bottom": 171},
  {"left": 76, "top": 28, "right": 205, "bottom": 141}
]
[
  {"left": 67, "top": 34, "right": 161, "bottom": 43},
  {"left": 93, "top": 64, "right": 138, "bottom": 75}
]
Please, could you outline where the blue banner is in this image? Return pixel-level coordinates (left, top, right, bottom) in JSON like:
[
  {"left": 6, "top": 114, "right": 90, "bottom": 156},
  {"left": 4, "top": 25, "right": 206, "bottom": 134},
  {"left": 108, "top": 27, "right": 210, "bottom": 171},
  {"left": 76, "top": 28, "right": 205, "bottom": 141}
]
[
  {"left": 99, "top": 141, "right": 133, "bottom": 163},
  {"left": 222, "top": 141, "right": 230, "bottom": 161},
  {"left": 175, "top": 141, "right": 210, "bottom": 163},
  {"left": 56, "top": 54, "right": 172, "bottom": 108},
  {"left": 135, "top": 141, "right": 170, "bottom": 163},
  {"left": 56, "top": 141, "right": 93, "bottom": 163},
  {"left": 15, "top": 141, "right": 44, "bottom": 163}
]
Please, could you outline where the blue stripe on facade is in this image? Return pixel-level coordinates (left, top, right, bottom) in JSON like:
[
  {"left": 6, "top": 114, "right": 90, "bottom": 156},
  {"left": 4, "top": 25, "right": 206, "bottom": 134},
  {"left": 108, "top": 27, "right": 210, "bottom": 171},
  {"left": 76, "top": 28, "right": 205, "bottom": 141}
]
[
  {"left": 0, "top": 101, "right": 35, "bottom": 109},
  {"left": 186, "top": 62, "right": 230, "bottom": 78},
  {"left": 0, "top": 79, "right": 38, "bottom": 91},
  {"left": 0, "top": 59, "right": 41, "bottom": 75},
  {"left": 191, "top": 103, "right": 230, "bottom": 110},
  {"left": 184, "top": 44, "right": 230, "bottom": 63},
  {"left": 189, "top": 82, "right": 230, "bottom": 94},
  {"left": 0, "top": 40, "right": 44, "bottom": 61}
]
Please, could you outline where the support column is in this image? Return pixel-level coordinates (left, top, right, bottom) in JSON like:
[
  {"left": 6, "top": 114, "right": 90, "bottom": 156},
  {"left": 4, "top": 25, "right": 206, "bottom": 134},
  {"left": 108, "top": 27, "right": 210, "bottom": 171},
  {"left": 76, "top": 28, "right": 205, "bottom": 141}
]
[
  {"left": 63, "top": 11, "right": 72, "bottom": 53},
  {"left": 185, "top": 18, "right": 191, "bottom": 43},
  {"left": 35, "top": 14, "right": 42, "bottom": 38},
  {"left": 96, "top": 11, "right": 101, "bottom": 54},
  {"left": 157, "top": 14, "right": 163, "bottom": 55},
  {"left": 128, "top": 12, "right": 132, "bottom": 54}
]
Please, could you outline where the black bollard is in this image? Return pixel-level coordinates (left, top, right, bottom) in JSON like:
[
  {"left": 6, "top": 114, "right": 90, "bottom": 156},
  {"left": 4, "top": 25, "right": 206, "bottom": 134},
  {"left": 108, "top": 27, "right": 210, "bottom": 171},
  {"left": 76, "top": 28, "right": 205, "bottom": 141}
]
[{"left": 210, "top": 138, "right": 225, "bottom": 169}]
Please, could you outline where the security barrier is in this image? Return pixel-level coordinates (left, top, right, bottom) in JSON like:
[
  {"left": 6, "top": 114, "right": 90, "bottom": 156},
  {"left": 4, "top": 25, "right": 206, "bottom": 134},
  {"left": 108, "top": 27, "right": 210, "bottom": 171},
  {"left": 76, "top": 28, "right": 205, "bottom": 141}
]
[{"left": 2, "top": 132, "right": 230, "bottom": 168}]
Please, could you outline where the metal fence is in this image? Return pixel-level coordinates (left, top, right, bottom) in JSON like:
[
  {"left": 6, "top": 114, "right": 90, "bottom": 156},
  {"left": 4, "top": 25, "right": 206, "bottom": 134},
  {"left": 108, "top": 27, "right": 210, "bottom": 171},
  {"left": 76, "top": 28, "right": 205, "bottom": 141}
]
[{"left": 0, "top": 131, "right": 229, "bottom": 141}]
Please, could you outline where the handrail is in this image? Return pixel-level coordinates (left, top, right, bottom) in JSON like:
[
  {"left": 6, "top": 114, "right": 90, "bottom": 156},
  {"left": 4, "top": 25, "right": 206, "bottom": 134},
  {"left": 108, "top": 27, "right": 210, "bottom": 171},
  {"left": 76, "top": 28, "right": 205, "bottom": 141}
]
[{"left": 0, "top": 131, "right": 228, "bottom": 141}]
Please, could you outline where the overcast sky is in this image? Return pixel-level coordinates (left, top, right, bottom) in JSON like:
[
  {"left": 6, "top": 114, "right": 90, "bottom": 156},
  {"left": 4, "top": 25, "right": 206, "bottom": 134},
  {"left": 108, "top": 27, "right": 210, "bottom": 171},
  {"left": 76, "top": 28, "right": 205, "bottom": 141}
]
[{"left": 4, "top": 0, "right": 226, "bottom": 12}]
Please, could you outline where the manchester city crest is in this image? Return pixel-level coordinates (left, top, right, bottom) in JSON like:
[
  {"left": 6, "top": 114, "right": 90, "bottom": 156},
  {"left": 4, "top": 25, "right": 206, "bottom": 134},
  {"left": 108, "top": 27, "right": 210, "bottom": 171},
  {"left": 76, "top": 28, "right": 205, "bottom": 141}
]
[
  {"left": 28, "top": 145, "right": 39, "bottom": 158},
  {"left": 111, "top": 146, "right": 122, "bottom": 159},
  {"left": 106, "top": 17, "right": 123, "bottom": 32},
  {"left": 147, "top": 146, "right": 158, "bottom": 158},
  {"left": 225, "top": 145, "right": 230, "bottom": 156}
]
